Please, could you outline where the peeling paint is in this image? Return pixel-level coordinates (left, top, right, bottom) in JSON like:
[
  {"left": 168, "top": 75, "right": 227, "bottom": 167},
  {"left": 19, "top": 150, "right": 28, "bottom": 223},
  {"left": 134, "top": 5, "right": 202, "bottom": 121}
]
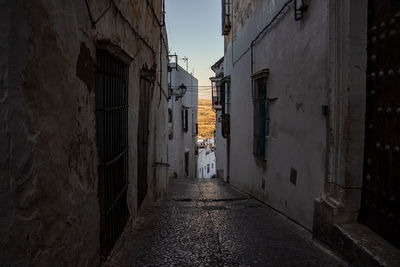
[{"left": 76, "top": 42, "right": 95, "bottom": 92}]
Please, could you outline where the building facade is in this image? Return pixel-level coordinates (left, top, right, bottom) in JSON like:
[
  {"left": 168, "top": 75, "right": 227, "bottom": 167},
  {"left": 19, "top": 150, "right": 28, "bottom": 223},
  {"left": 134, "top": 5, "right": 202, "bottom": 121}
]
[
  {"left": 0, "top": 0, "right": 169, "bottom": 265},
  {"left": 221, "top": 0, "right": 399, "bottom": 264},
  {"left": 197, "top": 139, "right": 216, "bottom": 179},
  {"left": 168, "top": 63, "right": 198, "bottom": 178},
  {"left": 210, "top": 57, "right": 230, "bottom": 182}
]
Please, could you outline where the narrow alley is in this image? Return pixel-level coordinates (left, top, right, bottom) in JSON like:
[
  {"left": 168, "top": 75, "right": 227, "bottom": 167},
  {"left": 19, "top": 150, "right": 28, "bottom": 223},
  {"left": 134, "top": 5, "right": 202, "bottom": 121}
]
[
  {"left": 2, "top": 0, "right": 400, "bottom": 266},
  {"left": 104, "top": 178, "right": 344, "bottom": 266}
]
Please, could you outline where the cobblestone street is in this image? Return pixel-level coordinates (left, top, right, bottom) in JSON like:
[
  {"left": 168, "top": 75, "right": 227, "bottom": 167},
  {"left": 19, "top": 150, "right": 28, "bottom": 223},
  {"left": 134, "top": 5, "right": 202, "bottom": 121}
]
[{"left": 104, "top": 178, "right": 346, "bottom": 266}]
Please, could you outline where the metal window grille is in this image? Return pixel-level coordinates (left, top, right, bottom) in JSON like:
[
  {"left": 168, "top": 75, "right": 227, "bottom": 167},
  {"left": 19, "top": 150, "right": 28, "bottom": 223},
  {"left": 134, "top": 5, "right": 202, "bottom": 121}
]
[
  {"left": 253, "top": 77, "right": 269, "bottom": 160},
  {"left": 222, "top": 81, "right": 231, "bottom": 139},
  {"left": 221, "top": 114, "right": 230, "bottom": 139},
  {"left": 184, "top": 152, "right": 189, "bottom": 176},
  {"left": 95, "top": 50, "right": 130, "bottom": 259},
  {"left": 182, "top": 109, "right": 188, "bottom": 132},
  {"left": 221, "top": 82, "right": 226, "bottom": 113},
  {"left": 212, "top": 81, "right": 220, "bottom": 105},
  {"left": 168, "top": 108, "right": 173, "bottom": 122},
  {"left": 225, "top": 82, "right": 231, "bottom": 114}
]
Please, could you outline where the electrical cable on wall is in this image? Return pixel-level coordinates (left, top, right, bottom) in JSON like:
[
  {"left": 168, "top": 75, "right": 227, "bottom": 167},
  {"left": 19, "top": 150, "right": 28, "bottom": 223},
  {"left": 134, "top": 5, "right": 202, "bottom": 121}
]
[
  {"left": 248, "top": 0, "right": 307, "bottom": 99},
  {"left": 84, "top": 0, "right": 112, "bottom": 29},
  {"left": 233, "top": 0, "right": 307, "bottom": 66}
]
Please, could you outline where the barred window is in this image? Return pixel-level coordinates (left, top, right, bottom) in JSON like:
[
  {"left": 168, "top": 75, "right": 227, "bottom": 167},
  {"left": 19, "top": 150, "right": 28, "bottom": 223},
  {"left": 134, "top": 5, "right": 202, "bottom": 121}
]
[
  {"left": 95, "top": 49, "right": 130, "bottom": 258},
  {"left": 182, "top": 108, "right": 188, "bottom": 132},
  {"left": 253, "top": 73, "right": 269, "bottom": 160},
  {"left": 168, "top": 108, "right": 173, "bottom": 123}
]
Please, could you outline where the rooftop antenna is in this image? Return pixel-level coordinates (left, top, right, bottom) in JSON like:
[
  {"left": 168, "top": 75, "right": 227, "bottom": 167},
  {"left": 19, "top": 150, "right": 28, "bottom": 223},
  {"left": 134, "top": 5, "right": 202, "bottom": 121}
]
[{"left": 181, "top": 56, "right": 188, "bottom": 72}]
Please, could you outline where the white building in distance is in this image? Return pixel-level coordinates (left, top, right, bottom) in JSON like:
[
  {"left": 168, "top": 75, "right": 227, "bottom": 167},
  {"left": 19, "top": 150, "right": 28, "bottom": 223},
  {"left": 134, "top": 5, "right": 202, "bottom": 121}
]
[
  {"left": 197, "top": 139, "right": 216, "bottom": 179},
  {"left": 167, "top": 62, "right": 198, "bottom": 178}
]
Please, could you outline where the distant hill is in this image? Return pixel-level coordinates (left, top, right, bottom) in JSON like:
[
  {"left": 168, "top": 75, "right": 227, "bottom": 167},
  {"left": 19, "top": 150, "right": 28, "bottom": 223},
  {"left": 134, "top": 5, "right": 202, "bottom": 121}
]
[{"left": 198, "top": 99, "right": 215, "bottom": 138}]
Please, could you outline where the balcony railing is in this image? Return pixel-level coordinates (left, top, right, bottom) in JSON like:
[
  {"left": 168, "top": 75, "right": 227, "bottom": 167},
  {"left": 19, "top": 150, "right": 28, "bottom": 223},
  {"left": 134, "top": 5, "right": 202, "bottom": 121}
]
[{"left": 212, "top": 81, "right": 222, "bottom": 108}]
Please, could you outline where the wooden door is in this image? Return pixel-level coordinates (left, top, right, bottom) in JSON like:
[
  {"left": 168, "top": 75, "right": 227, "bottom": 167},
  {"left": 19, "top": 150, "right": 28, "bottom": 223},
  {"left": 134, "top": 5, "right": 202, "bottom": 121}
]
[{"left": 361, "top": 0, "right": 400, "bottom": 248}]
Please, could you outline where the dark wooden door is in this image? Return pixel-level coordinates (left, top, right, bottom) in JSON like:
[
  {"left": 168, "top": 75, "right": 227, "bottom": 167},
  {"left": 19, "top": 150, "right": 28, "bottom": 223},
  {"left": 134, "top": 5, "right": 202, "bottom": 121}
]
[
  {"left": 138, "top": 76, "right": 151, "bottom": 208},
  {"left": 361, "top": 0, "right": 400, "bottom": 248}
]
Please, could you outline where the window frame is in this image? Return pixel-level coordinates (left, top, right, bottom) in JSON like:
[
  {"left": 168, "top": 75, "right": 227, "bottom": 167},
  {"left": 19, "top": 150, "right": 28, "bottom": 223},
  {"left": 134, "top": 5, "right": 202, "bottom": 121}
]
[
  {"left": 95, "top": 47, "right": 131, "bottom": 258},
  {"left": 168, "top": 108, "right": 173, "bottom": 123},
  {"left": 252, "top": 69, "right": 270, "bottom": 160},
  {"left": 182, "top": 108, "right": 188, "bottom": 132}
]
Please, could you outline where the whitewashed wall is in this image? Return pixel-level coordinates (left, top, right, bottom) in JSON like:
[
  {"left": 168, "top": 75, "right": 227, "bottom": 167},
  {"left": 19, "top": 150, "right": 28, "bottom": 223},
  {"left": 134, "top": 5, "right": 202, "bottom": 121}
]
[
  {"left": 168, "top": 63, "right": 198, "bottom": 178},
  {"left": 225, "top": 0, "right": 330, "bottom": 230},
  {"left": 198, "top": 148, "right": 216, "bottom": 179}
]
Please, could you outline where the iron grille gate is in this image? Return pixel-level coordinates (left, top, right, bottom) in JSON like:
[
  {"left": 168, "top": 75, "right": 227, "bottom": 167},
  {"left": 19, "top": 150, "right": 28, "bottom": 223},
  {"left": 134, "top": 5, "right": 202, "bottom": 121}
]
[
  {"left": 361, "top": 0, "right": 400, "bottom": 248},
  {"left": 96, "top": 50, "right": 130, "bottom": 258}
]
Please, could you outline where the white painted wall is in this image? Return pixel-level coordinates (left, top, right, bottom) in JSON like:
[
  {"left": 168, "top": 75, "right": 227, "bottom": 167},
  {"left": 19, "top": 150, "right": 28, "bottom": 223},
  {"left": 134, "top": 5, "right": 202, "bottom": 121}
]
[
  {"left": 168, "top": 63, "right": 198, "bottom": 178},
  {"left": 224, "top": 0, "right": 330, "bottom": 230},
  {"left": 197, "top": 148, "right": 216, "bottom": 179}
]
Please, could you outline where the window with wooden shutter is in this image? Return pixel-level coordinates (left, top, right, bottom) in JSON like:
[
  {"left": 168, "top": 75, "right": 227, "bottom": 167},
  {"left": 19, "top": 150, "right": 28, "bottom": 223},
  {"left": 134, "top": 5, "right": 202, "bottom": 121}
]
[{"left": 253, "top": 71, "right": 269, "bottom": 160}]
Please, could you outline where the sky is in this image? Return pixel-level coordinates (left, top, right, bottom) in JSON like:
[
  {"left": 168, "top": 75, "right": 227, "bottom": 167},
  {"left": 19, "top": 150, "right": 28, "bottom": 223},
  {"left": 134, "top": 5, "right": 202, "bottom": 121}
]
[{"left": 166, "top": 0, "right": 224, "bottom": 99}]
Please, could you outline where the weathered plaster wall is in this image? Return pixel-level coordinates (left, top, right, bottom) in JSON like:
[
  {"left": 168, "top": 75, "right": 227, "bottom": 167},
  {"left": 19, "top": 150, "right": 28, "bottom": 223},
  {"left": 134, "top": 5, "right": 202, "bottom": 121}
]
[
  {"left": 225, "top": 0, "right": 330, "bottom": 230},
  {"left": 0, "top": 0, "right": 168, "bottom": 265},
  {"left": 225, "top": 0, "right": 254, "bottom": 50},
  {"left": 168, "top": 63, "right": 198, "bottom": 179}
]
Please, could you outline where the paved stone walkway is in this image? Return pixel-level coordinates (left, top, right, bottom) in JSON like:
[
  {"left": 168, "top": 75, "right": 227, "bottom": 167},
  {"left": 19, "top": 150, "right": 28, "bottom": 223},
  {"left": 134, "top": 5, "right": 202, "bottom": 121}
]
[{"left": 104, "top": 178, "right": 346, "bottom": 266}]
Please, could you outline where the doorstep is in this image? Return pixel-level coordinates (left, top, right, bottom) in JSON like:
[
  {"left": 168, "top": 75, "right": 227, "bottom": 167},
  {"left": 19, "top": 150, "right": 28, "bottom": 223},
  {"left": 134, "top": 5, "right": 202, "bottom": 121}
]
[{"left": 334, "top": 222, "right": 400, "bottom": 267}]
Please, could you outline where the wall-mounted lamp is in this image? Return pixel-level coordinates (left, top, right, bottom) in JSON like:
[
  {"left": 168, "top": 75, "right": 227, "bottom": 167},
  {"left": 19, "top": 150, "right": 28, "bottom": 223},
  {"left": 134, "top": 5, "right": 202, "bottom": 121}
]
[{"left": 178, "top": 83, "right": 187, "bottom": 95}]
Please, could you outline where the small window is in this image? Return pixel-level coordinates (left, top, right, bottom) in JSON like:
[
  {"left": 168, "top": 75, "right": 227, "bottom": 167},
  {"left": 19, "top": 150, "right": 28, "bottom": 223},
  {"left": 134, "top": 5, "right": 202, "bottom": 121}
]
[
  {"left": 207, "top": 164, "right": 210, "bottom": 173},
  {"left": 221, "top": 79, "right": 230, "bottom": 139},
  {"left": 212, "top": 80, "right": 223, "bottom": 106},
  {"left": 184, "top": 152, "right": 189, "bottom": 176},
  {"left": 182, "top": 108, "right": 188, "bottom": 132},
  {"left": 168, "top": 108, "right": 173, "bottom": 123},
  {"left": 253, "top": 70, "right": 269, "bottom": 160},
  {"left": 221, "top": 81, "right": 226, "bottom": 112},
  {"left": 225, "top": 81, "right": 231, "bottom": 114}
]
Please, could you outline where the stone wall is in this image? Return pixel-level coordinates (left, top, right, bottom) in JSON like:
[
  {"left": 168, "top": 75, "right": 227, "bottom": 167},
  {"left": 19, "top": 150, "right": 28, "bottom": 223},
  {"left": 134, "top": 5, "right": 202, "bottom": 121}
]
[{"left": 0, "top": 0, "right": 168, "bottom": 265}]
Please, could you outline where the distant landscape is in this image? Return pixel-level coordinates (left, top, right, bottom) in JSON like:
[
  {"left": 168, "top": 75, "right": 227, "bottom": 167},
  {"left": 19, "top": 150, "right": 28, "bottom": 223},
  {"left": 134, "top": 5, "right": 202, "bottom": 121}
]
[{"left": 198, "top": 99, "right": 215, "bottom": 138}]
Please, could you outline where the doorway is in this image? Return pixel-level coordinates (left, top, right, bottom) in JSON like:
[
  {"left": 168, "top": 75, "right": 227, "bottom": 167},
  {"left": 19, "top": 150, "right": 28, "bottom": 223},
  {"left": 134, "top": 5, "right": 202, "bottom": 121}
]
[
  {"left": 360, "top": 0, "right": 400, "bottom": 247},
  {"left": 138, "top": 76, "right": 152, "bottom": 208}
]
